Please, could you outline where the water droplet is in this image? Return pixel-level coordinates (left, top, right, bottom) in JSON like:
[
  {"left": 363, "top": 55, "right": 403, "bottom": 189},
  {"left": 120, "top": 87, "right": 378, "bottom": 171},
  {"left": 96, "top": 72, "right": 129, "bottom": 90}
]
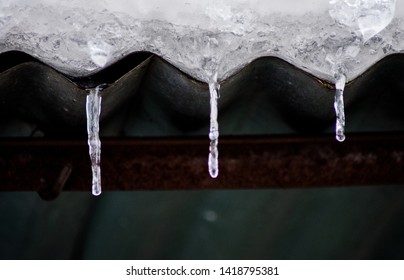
[{"left": 203, "top": 210, "right": 218, "bottom": 222}]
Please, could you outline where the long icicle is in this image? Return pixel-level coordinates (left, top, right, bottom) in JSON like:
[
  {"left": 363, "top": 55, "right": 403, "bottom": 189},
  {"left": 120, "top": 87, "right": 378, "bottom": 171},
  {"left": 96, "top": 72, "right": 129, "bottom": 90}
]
[
  {"left": 86, "top": 85, "right": 102, "bottom": 196},
  {"left": 208, "top": 72, "right": 220, "bottom": 178},
  {"left": 334, "top": 73, "right": 346, "bottom": 142}
]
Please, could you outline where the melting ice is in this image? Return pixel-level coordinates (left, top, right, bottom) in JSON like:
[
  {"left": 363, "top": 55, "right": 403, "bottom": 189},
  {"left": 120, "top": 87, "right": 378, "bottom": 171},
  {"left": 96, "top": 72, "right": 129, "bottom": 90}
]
[
  {"left": 1, "top": 0, "right": 403, "bottom": 182},
  {"left": 208, "top": 72, "right": 220, "bottom": 178},
  {"left": 334, "top": 73, "right": 346, "bottom": 142},
  {"left": 86, "top": 85, "right": 102, "bottom": 196},
  {"left": 327, "top": 0, "right": 396, "bottom": 142},
  {"left": 329, "top": 0, "right": 396, "bottom": 42},
  {"left": 1, "top": 0, "right": 403, "bottom": 82}
]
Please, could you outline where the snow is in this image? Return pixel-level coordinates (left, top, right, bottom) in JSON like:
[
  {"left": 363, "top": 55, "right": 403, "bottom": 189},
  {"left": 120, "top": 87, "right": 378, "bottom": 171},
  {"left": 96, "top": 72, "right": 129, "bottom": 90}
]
[
  {"left": 1, "top": 0, "right": 403, "bottom": 82},
  {"left": 329, "top": 0, "right": 396, "bottom": 42}
]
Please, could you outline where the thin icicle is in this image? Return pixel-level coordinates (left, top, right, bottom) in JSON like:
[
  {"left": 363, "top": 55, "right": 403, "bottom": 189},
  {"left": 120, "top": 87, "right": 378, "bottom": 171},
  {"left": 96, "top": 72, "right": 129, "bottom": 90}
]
[
  {"left": 86, "top": 85, "right": 103, "bottom": 196},
  {"left": 208, "top": 72, "right": 220, "bottom": 178},
  {"left": 334, "top": 73, "right": 346, "bottom": 142}
]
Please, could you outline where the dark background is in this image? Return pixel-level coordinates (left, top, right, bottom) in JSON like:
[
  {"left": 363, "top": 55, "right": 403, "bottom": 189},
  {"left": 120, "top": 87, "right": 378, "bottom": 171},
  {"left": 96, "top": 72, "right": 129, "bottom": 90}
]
[{"left": 1, "top": 187, "right": 404, "bottom": 259}]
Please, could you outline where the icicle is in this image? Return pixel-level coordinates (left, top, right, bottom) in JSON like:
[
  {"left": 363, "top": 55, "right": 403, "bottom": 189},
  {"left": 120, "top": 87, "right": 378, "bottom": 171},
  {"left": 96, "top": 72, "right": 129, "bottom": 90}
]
[
  {"left": 334, "top": 73, "right": 346, "bottom": 142},
  {"left": 86, "top": 85, "right": 103, "bottom": 196},
  {"left": 208, "top": 72, "right": 220, "bottom": 178}
]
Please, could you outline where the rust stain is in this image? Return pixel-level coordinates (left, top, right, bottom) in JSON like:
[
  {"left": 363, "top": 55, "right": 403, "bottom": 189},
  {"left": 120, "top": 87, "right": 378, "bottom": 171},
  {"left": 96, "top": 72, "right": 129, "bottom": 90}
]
[{"left": 0, "top": 135, "right": 403, "bottom": 195}]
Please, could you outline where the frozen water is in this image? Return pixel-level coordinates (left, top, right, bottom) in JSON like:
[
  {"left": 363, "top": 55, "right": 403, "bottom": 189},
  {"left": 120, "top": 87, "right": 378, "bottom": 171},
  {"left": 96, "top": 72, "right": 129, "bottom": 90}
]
[
  {"left": 326, "top": 0, "right": 396, "bottom": 142},
  {"left": 208, "top": 72, "right": 220, "bottom": 178},
  {"left": 88, "top": 40, "right": 112, "bottom": 68},
  {"left": 334, "top": 73, "right": 346, "bottom": 142},
  {"left": 86, "top": 85, "right": 102, "bottom": 196},
  {"left": 1, "top": 0, "right": 404, "bottom": 83},
  {"left": 329, "top": 0, "right": 396, "bottom": 42}
]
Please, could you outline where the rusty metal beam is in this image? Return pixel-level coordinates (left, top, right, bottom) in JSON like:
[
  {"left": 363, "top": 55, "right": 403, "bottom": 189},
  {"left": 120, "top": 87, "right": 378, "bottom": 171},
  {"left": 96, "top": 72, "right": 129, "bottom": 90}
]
[{"left": 0, "top": 135, "right": 404, "bottom": 197}]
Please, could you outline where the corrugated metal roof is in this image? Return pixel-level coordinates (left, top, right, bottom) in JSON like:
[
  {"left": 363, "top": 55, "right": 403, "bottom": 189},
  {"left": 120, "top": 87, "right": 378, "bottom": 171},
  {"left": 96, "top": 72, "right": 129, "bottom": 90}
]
[{"left": 2, "top": 51, "right": 404, "bottom": 137}]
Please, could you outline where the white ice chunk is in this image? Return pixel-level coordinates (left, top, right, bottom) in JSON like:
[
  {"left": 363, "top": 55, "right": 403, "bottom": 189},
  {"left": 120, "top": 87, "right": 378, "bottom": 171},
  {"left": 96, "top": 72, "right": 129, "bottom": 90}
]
[
  {"left": 88, "top": 40, "right": 112, "bottom": 68},
  {"left": 329, "top": 0, "right": 396, "bottom": 42},
  {"left": 344, "top": 45, "right": 361, "bottom": 58},
  {"left": 86, "top": 85, "right": 102, "bottom": 196}
]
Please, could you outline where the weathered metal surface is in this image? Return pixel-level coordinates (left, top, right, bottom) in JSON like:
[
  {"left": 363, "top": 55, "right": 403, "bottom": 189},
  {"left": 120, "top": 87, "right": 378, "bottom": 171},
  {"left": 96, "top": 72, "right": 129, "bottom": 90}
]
[
  {"left": 2, "top": 51, "right": 404, "bottom": 134},
  {"left": 0, "top": 135, "right": 403, "bottom": 197},
  {"left": 0, "top": 51, "right": 152, "bottom": 132}
]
